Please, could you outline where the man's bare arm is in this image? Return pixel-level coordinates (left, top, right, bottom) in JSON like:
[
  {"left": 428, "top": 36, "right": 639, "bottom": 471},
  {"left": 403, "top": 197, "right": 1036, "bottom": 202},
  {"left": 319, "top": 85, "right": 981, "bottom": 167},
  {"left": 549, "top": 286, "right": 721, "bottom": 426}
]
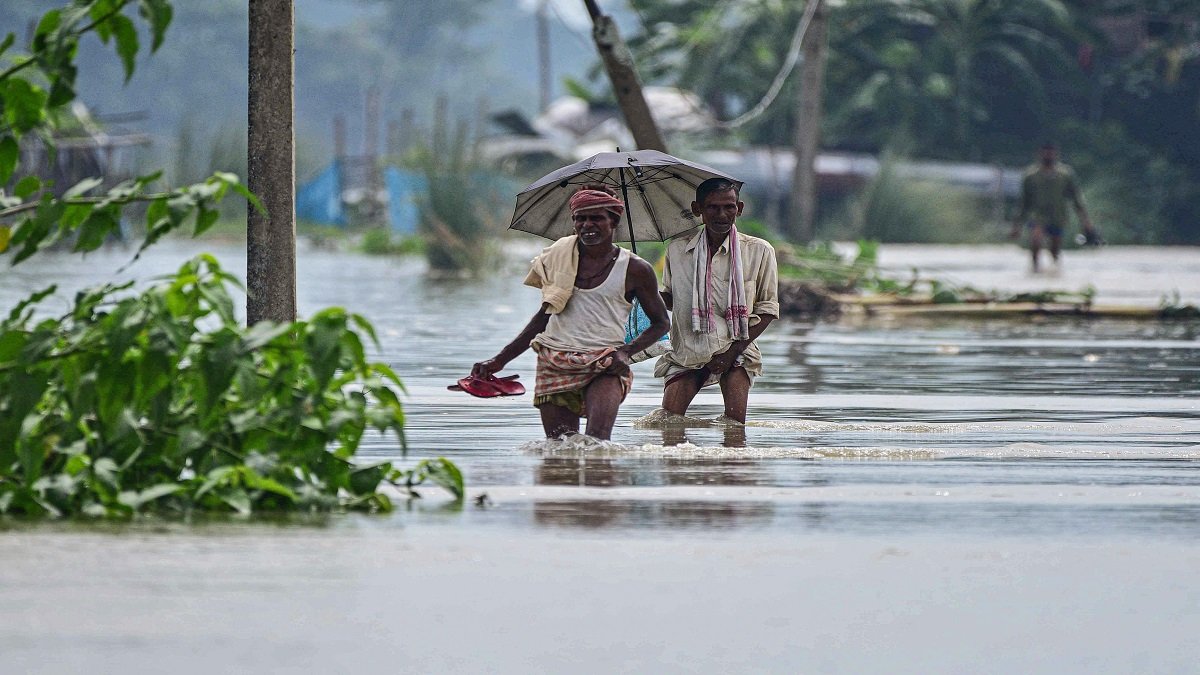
[{"left": 472, "top": 305, "right": 551, "bottom": 377}]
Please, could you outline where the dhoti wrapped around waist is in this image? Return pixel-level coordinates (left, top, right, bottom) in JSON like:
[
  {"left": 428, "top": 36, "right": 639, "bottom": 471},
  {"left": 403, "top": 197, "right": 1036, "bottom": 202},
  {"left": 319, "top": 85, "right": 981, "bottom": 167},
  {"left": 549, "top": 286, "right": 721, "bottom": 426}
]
[{"left": 532, "top": 344, "right": 633, "bottom": 400}]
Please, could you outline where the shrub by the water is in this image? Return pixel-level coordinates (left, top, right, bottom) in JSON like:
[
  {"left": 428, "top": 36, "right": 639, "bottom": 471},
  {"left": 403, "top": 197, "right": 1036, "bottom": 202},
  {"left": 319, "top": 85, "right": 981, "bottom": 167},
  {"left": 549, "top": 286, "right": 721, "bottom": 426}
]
[
  {"left": 0, "top": 1, "right": 463, "bottom": 518},
  {"left": 0, "top": 255, "right": 462, "bottom": 517},
  {"left": 831, "top": 157, "right": 991, "bottom": 243}
]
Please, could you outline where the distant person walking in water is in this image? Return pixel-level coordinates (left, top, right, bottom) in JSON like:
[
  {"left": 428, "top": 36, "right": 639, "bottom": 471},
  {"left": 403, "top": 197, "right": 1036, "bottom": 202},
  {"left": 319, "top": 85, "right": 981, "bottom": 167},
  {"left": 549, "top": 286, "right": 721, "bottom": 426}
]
[
  {"left": 1010, "top": 141, "right": 1097, "bottom": 272},
  {"left": 471, "top": 186, "right": 669, "bottom": 440},
  {"left": 655, "top": 178, "right": 779, "bottom": 424}
]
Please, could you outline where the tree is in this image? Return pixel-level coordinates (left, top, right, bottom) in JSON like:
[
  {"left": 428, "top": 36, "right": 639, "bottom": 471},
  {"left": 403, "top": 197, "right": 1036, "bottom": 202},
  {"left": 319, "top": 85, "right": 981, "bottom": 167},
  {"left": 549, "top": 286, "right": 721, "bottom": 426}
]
[{"left": 836, "top": 0, "right": 1078, "bottom": 157}]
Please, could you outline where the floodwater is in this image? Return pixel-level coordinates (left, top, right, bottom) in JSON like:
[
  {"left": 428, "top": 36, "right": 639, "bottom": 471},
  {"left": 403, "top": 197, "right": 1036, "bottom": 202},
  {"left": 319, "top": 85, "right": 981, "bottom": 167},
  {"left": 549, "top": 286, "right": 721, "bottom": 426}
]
[{"left": 2, "top": 240, "right": 1199, "bottom": 673}]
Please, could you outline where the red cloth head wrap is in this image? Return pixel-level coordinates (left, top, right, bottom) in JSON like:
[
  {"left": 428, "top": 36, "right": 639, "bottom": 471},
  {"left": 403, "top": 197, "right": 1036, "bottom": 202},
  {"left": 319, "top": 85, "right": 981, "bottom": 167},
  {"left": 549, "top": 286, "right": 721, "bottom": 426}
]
[{"left": 569, "top": 189, "right": 625, "bottom": 217}]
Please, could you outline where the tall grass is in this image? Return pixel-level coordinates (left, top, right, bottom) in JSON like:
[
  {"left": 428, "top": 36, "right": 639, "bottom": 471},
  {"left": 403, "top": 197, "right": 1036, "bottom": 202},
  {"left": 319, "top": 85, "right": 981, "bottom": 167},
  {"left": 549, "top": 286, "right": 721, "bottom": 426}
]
[
  {"left": 411, "top": 122, "right": 504, "bottom": 274},
  {"left": 825, "top": 155, "right": 992, "bottom": 243}
]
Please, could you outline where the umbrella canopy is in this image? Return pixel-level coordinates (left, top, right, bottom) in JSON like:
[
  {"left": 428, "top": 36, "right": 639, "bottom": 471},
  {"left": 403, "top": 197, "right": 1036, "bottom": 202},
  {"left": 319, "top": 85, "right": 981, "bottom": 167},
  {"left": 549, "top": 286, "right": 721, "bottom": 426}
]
[{"left": 509, "top": 149, "right": 742, "bottom": 243}]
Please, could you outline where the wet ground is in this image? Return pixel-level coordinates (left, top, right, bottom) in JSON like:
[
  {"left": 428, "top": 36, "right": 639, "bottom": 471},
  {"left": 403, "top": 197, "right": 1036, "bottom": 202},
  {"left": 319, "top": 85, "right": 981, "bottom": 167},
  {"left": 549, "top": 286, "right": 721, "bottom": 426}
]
[{"left": 2, "top": 240, "right": 1198, "bottom": 672}]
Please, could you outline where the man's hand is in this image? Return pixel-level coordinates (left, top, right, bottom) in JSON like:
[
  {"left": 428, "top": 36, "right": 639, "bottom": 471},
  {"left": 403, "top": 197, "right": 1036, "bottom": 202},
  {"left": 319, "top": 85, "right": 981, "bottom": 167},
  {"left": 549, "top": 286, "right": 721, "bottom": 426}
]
[
  {"left": 471, "top": 358, "right": 503, "bottom": 379},
  {"left": 704, "top": 349, "right": 740, "bottom": 375},
  {"left": 603, "top": 348, "right": 633, "bottom": 375}
]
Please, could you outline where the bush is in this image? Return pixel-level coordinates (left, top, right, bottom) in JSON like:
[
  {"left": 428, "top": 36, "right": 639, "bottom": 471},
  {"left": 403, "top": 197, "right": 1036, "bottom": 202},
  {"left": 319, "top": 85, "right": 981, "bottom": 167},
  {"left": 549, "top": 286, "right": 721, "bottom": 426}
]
[
  {"left": 0, "top": 1, "right": 464, "bottom": 519},
  {"left": 359, "top": 228, "right": 423, "bottom": 256},
  {"left": 825, "top": 156, "right": 992, "bottom": 243},
  {"left": 411, "top": 124, "right": 507, "bottom": 274},
  {"left": 0, "top": 256, "right": 462, "bottom": 517},
  {"left": 1058, "top": 120, "right": 1196, "bottom": 244}
]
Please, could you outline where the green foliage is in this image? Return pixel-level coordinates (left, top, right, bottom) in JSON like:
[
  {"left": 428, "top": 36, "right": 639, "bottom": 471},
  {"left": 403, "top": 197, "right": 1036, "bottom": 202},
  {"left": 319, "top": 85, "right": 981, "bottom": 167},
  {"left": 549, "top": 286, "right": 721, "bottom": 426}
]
[
  {"left": 1158, "top": 290, "right": 1200, "bottom": 318},
  {"left": 0, "top": 0, "right": 246, "bottom": 264},
  {"left": 0, "top": 255, "right": 463, "bottom": 517},
  {"left": 412, "top": 125, "right": 503, "bottom": 274},
  {"left": 0, "top": 0, "right": 466, "bottom": 518},
  {"left": 359, "top": 228, "right": 423, "bottom": 256},
  {"left": 829, "top": 0, "right": 1077, "bottom": 156},
  {"left": 777, "top": 240, "right": 892, "bottom": 293},
  {"left": 1058, "top": 120, "right": 1196, "bottom": 244}
]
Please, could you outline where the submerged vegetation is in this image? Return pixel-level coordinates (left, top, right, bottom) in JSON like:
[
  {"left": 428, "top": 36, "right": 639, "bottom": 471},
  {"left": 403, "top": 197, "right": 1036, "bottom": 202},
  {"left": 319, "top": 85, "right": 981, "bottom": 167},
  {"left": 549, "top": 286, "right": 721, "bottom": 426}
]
[
  {"left": 0, "top": 0, "right": 462, "bottom": 518},
  {"left": 412, "top": 122, "right": 504, "bottom": 275}
]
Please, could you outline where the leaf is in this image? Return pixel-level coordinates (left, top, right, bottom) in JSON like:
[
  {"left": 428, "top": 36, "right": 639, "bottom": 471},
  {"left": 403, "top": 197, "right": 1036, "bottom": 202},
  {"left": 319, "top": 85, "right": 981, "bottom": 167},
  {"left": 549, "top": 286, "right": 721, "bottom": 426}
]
[
  {"left": 193, "top": 206, "right": 219, "bottom": 236},
  {"left": 349, "top": 462, "right": 390, "bottom": 496},
  {"left": 214, "top": 173, "right": 264, "bottom": 214},
  {"left": 92, "top": 458, "right": 120, "bottom": 489},
  {"left": 195, "top": 466, "right": 236, "bottom": 500},
  {"left": 72, "top": 209, "right": 118, "bottom": 252},
  {"left": 421, "top": 458, "right": 464, "bottom": 500},
  {"left": 0, "top": 79, "right": 49, "bottom": 133},
  {"left": 137, "top": 0, "right": 173, "bottom": 52},
  {"left": 239, "top": 469, "right": 297, "bottom": 501},
  {"left": 241, "top": 321, "right": 293, "bottom": 351},
  {"left": 111, "top": 14, "right": 140, "bottom": 82},
  {"left": 14, "top": 176, "right": 41, "bottom": 200},
  {"left": 118, "top": 483, "right": 182, "bottom": 509},
  {"left": 34, "top": 9, "right": 62, "bottom": 39},
  {"left": 0, "top": 225, "right": 10, "bottom": 254},
  {"left": 90, "top": 1, "right": 118, "bottom": 42},
  {"left": 64, "top": 176, "right": 104, "bottom": 199},
  {"left": 220, "top": 488, "right": 252, "bottom": 515},
  {"left": 0, "top": 136, "right": 18, "bottom": 185},
  {"left": 0, "top": 330, "right": 27, "bottom": 362}
]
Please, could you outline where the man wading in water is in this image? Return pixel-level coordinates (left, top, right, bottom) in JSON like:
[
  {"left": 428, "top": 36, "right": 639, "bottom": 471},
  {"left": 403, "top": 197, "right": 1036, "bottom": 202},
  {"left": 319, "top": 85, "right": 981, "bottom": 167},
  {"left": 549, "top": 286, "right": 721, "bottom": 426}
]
[
  {"left": 655, "top": 178, "right": 779, "bottom": 424},
  {"left": 1010, "top": 141, "right": 1097, "bottom": 272},
  {"left": 472, "top": 187, "right": 669, "bottom": 440}
]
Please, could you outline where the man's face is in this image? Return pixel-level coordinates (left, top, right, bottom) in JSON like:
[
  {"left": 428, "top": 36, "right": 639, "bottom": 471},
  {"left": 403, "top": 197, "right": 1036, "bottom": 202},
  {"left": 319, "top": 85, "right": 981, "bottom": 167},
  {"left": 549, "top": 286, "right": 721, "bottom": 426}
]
[
  {"left": 693, "top": 189, "right": 743, "bottom": 237},
  {"left": 1039, "top": 146, "right": 1058, "bottom": 166},
  {"left": 573, "top": 209, "right": 618, "bottom": 247}
]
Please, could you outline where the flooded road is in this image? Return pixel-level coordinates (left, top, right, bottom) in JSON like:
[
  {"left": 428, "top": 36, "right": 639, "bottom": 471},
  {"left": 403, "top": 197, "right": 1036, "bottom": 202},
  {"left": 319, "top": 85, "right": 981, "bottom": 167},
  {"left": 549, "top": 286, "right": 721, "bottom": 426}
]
[{"left": 3, "top": 240, "right": 1199, "bottom": 672}]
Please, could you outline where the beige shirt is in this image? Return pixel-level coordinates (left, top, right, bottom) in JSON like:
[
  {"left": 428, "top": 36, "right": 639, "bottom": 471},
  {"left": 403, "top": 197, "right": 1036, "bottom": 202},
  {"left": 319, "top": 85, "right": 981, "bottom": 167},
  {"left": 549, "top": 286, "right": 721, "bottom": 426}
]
[{"left": 655, "top": 228, "right": 779, "bottom": 376}]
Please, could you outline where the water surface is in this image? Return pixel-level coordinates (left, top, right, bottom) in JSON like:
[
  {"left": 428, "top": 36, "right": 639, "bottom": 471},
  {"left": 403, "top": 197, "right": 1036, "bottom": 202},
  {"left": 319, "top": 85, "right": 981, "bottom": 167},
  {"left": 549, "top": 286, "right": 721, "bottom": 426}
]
[{"left": 2, "top": 241, "right": 1198, "bottom": 673}]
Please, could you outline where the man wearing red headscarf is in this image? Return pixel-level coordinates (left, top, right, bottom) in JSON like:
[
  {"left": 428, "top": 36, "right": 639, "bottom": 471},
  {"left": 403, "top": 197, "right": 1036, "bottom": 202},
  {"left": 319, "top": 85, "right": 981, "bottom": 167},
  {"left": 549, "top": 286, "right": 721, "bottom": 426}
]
[{"left": 471, "top": 186, "right": 669, "bottom": 440}]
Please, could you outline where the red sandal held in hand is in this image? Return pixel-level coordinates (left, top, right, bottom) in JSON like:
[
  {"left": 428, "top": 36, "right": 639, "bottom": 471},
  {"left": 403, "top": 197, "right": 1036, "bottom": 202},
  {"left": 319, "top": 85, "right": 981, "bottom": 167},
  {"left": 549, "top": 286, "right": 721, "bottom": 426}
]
[{"left": 448, "top": 373, "right": 525, "bottom": 398}]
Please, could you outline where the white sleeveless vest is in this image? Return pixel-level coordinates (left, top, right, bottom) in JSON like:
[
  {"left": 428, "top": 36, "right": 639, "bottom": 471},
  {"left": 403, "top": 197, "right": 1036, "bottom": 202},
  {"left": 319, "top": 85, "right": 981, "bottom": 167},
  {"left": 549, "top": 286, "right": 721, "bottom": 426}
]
[{"left": 532, "top": 248, "right": 633, "bottom": 352}]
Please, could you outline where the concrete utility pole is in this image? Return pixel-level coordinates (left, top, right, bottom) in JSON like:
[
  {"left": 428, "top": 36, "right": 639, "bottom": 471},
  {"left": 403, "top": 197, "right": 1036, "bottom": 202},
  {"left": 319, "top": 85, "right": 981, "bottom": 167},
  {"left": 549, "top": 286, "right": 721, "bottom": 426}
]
[
  {"left": 247, "top": 0, "right": 297, "bottom": 324},
  {"left": 537, "top": 0, "right": 552, "bottom": 113},
  {"left": 789, "top": 0, "right": 827, "bottom": 242},
  {"left": 582, "top": 0, "right": 668, "bottom": 152}
]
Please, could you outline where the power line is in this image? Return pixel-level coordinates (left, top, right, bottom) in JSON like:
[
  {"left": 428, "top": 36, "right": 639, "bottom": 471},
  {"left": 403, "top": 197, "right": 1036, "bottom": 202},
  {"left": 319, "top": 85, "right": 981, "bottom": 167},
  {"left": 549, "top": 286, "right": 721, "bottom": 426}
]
[{"left": 714, "top": 0, "right": 821, "bottom": 129}]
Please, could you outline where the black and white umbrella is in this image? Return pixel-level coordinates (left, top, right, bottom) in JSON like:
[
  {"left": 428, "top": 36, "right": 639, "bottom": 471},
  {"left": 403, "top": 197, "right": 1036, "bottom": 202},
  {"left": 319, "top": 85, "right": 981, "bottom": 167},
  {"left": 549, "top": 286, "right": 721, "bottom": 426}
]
[{"left": 508, "top": 149, "right": 742, "bottom": 250}]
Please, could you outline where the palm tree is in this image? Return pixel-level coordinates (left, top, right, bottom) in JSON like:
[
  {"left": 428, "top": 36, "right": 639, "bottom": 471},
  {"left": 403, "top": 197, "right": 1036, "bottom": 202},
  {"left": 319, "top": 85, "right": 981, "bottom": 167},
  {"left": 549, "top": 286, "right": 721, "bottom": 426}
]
[{"left": 845, "top": 0, "right": 1077, "bottom": 155}]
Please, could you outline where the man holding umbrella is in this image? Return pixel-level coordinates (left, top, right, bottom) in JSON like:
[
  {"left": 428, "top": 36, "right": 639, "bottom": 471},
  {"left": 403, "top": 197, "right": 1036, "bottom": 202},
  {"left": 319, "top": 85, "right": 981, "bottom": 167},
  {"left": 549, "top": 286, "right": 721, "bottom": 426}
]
[
  {"left": 471, "top": 186, "right": 669, "bottom": 441},
  {"left": 655, "top": 177, "right": 779, "bottom": 424}
]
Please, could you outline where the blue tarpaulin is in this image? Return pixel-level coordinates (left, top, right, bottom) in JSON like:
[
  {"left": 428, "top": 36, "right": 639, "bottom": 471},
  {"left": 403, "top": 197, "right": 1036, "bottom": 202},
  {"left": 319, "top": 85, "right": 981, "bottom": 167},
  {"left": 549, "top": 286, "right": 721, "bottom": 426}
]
[
  {"left": 296, "top": 163, "right": 515, "bottom": 234},
  {"left": 384, "top": 168, "right": 427, "bottom": 235},
  {"left": 295, "top": 161, "right": 345, "bottom": 226}
]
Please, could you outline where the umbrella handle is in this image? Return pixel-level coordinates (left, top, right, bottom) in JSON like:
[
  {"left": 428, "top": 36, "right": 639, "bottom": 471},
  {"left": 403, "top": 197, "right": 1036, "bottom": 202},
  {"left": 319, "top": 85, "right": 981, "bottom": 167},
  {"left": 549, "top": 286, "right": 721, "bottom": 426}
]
[{"left": 619, "top": 166, "right": 637, "bottom": 255}]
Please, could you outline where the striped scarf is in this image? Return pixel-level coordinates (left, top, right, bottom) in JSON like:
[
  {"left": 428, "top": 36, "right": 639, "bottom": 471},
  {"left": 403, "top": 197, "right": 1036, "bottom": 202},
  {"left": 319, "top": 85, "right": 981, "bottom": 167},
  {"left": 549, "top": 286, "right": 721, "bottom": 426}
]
[{"left": 690, "top": 225, "right": 750, "bottom": 340}]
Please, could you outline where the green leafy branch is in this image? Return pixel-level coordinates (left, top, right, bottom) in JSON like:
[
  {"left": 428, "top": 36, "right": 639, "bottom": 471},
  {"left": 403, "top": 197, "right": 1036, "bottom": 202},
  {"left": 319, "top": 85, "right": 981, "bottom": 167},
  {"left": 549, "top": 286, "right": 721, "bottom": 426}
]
[{"left": 0, "top": 255, "right": 463, "bottom": 518}]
